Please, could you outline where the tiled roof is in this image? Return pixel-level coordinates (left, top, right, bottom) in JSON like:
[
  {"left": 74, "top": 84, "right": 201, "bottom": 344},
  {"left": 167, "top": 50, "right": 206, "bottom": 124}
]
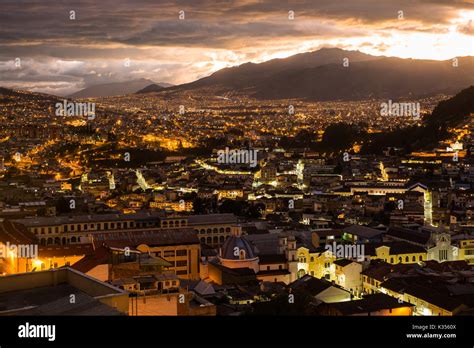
[
  {"left": 325, "top": 293, "right": 414, "bottom": 315},
  {"left": 343, "top": 225, "right": 384, "bottom": 239},
  {"left": 93, "top": 228, "right": 199, "bottom": 247}
]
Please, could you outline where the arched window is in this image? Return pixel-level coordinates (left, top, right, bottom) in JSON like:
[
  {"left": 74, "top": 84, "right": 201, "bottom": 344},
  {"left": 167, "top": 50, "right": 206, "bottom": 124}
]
[
  {"left": 412, "top": 256, "right": 416, "bottom": 262},
  {"left": 219, "top": 228, "right": 224, "bottom": 233},
  {"left": 213, "top": 236, "right": 218, "bottom": 244},
  {"left": 405, "top": 256, "right": 409, "bottom": 262},
  {"left": 398, "top": 257, "right": 402, "bottom": 263},
  {"left": 310, "top": 257, "right": 314, "bottom": 262},
  {"left": 71, "top": 237, "right": 77, "bottom": 243},
  {"left": 419, "top": 255, "right": 423, "bottom": 261}
]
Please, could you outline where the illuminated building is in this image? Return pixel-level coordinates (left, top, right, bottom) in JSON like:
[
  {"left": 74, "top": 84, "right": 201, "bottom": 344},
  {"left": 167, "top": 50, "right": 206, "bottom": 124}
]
[
  {"left": 207, "top": 227, "right": 298, "bottom": 285},
  {"left": 13, "top": 212, "right": 238, "bottom": 248}
]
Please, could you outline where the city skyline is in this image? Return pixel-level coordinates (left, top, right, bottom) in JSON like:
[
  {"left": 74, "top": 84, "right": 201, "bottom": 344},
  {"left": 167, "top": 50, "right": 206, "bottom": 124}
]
[{"left": 1, "top": 1, "right": 474, "bottom": 338}]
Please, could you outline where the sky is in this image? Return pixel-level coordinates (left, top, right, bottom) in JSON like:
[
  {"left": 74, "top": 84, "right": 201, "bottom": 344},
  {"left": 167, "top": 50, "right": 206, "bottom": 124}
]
[{"left": 0, "top": 0, "right": 473, "bottom": 96}]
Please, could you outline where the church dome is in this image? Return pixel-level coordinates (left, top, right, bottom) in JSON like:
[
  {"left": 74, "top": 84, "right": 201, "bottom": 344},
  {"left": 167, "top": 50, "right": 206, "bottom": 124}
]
[{"left": 220, "top": 235, "right": 256, "bottom": 260}]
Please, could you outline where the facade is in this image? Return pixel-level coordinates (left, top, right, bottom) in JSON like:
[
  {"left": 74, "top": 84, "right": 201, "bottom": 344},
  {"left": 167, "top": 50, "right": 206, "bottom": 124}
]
[
  {"left": 366, "top": 242, "right": 427, "bottom": 265},
  {"left": 12, "top": 213, "right": 238, "bottom": 248},
  {"left": 296, "top": 246, "right": 336, "bottom": 280},
  {"left": 101, "top": 229, "right": 201, "bottom": 280},
  {"left": 209, "top": 226, "right": 298, "bottom": 284},
  {"left": 334, "top": 259, "right": 363, "bottom": 297}
]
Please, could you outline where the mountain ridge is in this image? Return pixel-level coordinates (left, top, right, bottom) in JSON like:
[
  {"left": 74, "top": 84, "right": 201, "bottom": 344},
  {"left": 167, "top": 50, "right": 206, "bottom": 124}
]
[
  {"left": 163, "top": 48, "right": 474, "bottom": 101},
  {"left": 68, "top": 79, "right": 173, "bottom": 98}
]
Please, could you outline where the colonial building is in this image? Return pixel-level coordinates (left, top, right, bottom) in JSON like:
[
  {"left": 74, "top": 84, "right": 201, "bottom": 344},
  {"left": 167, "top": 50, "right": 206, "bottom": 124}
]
[
  {"left": 207, "top": 226, "right": 298, "bottom": 285},
  {"left": 13, "top": 212, "right": 238, "bottom": 248}
]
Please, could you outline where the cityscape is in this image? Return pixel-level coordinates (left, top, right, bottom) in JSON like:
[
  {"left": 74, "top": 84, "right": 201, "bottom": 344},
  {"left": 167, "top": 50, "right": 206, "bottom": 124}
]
[{"left": 0, "top": 0, "right": 474, "bottom": 331}]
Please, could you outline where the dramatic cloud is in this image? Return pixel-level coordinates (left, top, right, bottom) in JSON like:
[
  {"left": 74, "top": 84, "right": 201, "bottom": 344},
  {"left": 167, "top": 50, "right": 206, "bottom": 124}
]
[{"left": 0, "top": 0, "right": 472, "bottom": 95}]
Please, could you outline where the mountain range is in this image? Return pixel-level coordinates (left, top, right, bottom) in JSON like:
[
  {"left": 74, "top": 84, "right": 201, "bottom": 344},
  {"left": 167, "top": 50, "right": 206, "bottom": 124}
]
[
  {"left": 2, "top": 48, "right": 474, "bottom": 101},
  {"left": 68, "top": 78, "right": 173, "bottom": 98},
  {"left": 161, "top": 48, "right": 474, "bottom": 101}
]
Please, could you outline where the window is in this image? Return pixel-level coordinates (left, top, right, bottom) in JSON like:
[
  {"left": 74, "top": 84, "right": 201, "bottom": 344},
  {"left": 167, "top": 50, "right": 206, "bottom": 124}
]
[
  {"left": 176, "top": 260, "right": 187, "bottom": 267},
  {"left": 405, "top": 256, "right": 409, "bottom": 262},
  {"left": 267, "top": 266, "right": 270, "bottom": 270},
  {"left": 176, "top": 250, "right": 187, "bottom": 256},
  {"left": 176, "top": 270, "right": 188, "bottom": 275},
  {"left": 412, "top": 256, "right": 416, "bottom": 262}
]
